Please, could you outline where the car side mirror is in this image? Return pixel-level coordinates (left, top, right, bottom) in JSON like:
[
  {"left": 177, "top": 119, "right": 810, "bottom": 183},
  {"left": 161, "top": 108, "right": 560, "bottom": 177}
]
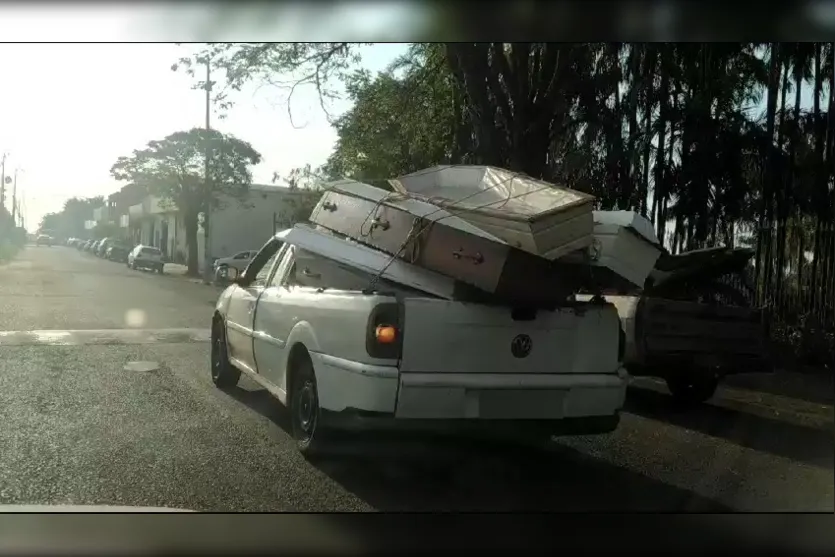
[{"left": 226, "top": 266, "right": 241, "bottom": 283}]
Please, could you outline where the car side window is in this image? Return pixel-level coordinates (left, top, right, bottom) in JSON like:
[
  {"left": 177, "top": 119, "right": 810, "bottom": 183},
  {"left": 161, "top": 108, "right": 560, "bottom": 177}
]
[
  {"left": 233, "top": 251, "right": 248, "bottom": 259},
  {"left": 268, "top": 246, "right": 297, "bottom": 288},
  {"left": 242, "top": 240, "right": 284, "bottom": 287},
  {"left": 251, "top": 248, "right": 284, "bottom": 288}
]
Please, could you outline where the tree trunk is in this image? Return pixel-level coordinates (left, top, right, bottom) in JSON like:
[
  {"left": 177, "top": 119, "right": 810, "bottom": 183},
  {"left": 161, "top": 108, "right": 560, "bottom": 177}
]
[
  {"left": 445, "top": 44, "right": 503, "bottom": 167},
  {"left": 819, "top": 45, "right": 835, "bottom": 310},
  {"left": 450, "top": 80, "right": 468, "bottom": 163},
  {"left": 809, "top": 44, "right": 825, "bottom": 308},
  {"left": 639, "top": 46, "right": 656, "bottom": 218},
  {"left": 757, "top": 43, "right": 782, "bottom": 304},
  {"left": 183, "top": 211, "right": 200, "bottom": 276},
  {"left": 622, "top": 45, "right": 641, "bottom": 209},
  {"left": 772, "top": 61, "right": 791, "bottom": 305}
]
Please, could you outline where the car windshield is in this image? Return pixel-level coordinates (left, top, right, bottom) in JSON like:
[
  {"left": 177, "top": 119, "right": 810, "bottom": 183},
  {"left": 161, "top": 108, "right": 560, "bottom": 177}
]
[{"left": 0, "top": 23, "right": 830, "bottom": 521}]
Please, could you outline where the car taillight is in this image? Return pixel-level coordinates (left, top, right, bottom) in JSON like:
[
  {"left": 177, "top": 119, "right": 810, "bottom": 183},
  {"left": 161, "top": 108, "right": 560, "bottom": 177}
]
[
  {"left": 366, "top": 302, "right": 402, "bottom": 359},
  {"left": 375, "top": 325, "right": 397, "bottom": 344}
]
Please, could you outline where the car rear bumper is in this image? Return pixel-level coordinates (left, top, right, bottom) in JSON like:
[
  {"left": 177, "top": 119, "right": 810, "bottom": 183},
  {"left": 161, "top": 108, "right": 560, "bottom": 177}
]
[
  {"left": 311, "top": 352, "right": 626, "bottom": 430},
  {"left": 320, "top": 409, "right": 621, "bottom": 438},
  {"left": 134, "top": 259, "right": 163, "bottom": 267}
]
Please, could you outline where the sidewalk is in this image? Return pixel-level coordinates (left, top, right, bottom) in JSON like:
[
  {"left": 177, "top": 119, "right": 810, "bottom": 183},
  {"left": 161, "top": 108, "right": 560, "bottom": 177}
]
[{"left": 163, "top": 263, "right": 220, "bottom": 288}]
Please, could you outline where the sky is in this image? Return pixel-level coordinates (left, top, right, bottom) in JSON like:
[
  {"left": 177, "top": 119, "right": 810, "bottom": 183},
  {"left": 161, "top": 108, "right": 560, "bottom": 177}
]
[
  {"left": 0, "top": 5, "right": 415, "bottom": 232},
  {"left": 1, "top": 4, "right": 829, "bottom": 233}
]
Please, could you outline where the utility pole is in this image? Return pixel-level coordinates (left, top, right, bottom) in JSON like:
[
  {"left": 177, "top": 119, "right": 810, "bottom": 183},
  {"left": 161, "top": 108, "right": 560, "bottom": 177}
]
[
  {"left": 0, "top": 152, "right": 7, "bottom": 212},
  {"left": 202, "top": 57, "right": 214, "bottom": 283},
  {"left": 11, "top": 168, "right": 18, "bottom": 224},
  {"left": 19, "top": 189, "right": 25, "bottom": 229},
  {"left": 15, "top": 195, "right": 20, "bottom": 228}
]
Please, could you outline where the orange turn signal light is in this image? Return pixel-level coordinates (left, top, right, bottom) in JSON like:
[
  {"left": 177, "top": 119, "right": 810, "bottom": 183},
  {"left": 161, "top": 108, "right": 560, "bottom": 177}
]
[{"left": 375, "top": 325, "right": 397, "bottom": 344}]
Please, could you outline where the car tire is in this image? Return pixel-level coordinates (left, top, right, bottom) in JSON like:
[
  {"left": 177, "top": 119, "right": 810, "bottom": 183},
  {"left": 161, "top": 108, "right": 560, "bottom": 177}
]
[
  {"left": 210, "top": 319, "right": 240, "bottom": 389},
  {"left": 289, "top": 354, "right": 332, "bottom": 459},
  {"left": 157, "top": 265, "right": 164, "bottom": 274},
  {"left": 130, "top": 261, "right": 137, "bottom": 270},
  {"left": 665, "top": 373, "right": 719, "bottom": 406}
]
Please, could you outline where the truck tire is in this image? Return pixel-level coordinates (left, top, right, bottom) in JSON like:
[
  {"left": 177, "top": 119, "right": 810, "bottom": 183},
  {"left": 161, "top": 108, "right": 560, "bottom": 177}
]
[
  {"left": 210, "top": 319, "right": 241, "bottom": 389},
  {"left": 289, "top": 354, "right": 332, "bottom": 459},
  {"left": 665, "top": 374, "right": 719, "bottom": 406}
]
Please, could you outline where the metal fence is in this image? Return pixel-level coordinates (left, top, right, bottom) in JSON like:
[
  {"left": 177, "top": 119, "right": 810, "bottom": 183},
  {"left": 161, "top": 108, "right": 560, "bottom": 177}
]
[{"left": 748, "top": 220, "right": 835, "bottom": 369}]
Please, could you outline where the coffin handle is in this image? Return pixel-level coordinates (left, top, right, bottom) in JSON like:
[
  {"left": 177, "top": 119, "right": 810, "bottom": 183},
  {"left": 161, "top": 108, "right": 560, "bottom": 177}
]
[
  {"left": 302, "top": 268, "right": 322, "bottom": 279},
  {"left": 452, "top": 249, "right": 485, "bottom": 265},
  {"left": 370, "top": 217, "right": 391, "bottom": 231}
]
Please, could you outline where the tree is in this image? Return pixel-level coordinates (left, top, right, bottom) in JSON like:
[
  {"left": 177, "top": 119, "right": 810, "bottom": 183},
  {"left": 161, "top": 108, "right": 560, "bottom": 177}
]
[
  {"left": 172, "top": 43, "right": 362, "bottom": 124},
  {"left": 38, "top": 196, "right": 104, "bottom": 239},
  {"left": 110, "top": 128, "right": 262, "bottom": 276},
  {"left": 321, "top": 43, "right": 456, "bottom": 186},
  {"left": 272, "top": 164, "right": 324, "bottom": 228}
]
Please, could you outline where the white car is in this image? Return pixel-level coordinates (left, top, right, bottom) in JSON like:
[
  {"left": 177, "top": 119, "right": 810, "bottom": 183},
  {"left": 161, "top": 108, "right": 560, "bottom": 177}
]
[
  {"left": 127, "top": 245, "right": 164, "bottom": 273},
  {"left": 211, "top": 228, "right": 627, "bottom": 458},
  {"left": 213, "top": 250, "right": 259, "bottom": 273}
]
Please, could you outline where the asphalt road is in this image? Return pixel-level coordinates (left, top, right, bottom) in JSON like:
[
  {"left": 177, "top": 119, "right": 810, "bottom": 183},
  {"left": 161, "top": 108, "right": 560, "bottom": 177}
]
[{"left": 0, "top": 245, "right": 832, "bottom": 512}]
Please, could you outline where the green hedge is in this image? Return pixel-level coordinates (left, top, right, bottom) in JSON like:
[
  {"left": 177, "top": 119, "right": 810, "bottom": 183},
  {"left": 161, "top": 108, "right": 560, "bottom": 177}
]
[{"left": 0, "top": 240, "right": 20, "bottom": 262}]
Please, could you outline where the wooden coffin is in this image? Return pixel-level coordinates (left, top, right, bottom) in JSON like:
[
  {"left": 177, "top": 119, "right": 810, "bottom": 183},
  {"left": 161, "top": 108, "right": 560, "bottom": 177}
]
[
  {"left": 308, "top": 180, "right": 577, "bottom": 305},
  {"left": 388, "top": 165, "right": 596, "bottom": 260},
  {"left": 563, "top": 211, "right": 663, "bottom": 292}
]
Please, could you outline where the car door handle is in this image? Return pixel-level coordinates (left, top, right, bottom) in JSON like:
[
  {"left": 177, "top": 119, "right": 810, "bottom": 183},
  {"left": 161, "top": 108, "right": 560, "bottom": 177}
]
[{"left": 302, "top": 268, "right": 321, "bottom": 279}]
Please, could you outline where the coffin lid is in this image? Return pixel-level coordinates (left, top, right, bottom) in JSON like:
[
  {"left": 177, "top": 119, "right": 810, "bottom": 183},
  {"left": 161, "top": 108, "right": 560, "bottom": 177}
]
[
  {"left": 325, "top": 179, "right": 506, "bottom": 243},
  {"left": 649, "top": 246, "right": 756, "bottom": 291},
  {"left": 388, "top": 165, "right": 594, "bottom": 223},
  {"left": 593, "top": 211, "right": 660, "bottom": 245},
  {"left": 276, "top": 224, "right": 456, "bottom": 299}
]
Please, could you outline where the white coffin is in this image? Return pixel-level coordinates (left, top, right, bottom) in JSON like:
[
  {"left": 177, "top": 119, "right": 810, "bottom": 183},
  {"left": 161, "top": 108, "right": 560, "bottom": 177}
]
[
  {"left": 388, "top": 165, "right": 595, "bottom": 260},
  {"left": 309, "top": 180, "right": 578, "bottom": 304},
  {"left": 570, "top": 211, "right": 662, "bottom": 291},
  {"left": 277, "top": 224, "right": 458, "bottom": 299}
]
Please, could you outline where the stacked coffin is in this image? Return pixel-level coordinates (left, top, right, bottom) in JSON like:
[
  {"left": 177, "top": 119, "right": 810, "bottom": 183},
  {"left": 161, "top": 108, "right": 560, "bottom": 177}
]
[
  {"left": 305, "top": 165, "right": 663, "bottom": 305},
  {"left": 557, "top": 210, "right": 664, "bottom": 294}
]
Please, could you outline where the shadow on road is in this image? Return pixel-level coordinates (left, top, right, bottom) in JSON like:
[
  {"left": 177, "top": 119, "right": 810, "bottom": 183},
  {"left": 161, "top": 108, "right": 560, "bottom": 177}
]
[
  {"left": 224, "top": 386, "right": 731, "bottom": 512},
  {"left": 625, "top": 386, "right": 834, "bottom": 469},
  {"left": 723, "top": 370, "right": 834, "bottom": 406}
]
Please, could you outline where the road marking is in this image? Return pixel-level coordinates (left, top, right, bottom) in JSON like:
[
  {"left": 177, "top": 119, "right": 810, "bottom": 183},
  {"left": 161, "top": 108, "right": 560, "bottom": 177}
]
[{"left": 0, "top": 328, "right": 211, "bottom": 347}]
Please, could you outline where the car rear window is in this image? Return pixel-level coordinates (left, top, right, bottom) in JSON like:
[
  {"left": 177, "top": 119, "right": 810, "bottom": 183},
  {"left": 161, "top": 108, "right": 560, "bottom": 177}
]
[{"left": 140, "top": 247, "right": 161, "bottom": 255}]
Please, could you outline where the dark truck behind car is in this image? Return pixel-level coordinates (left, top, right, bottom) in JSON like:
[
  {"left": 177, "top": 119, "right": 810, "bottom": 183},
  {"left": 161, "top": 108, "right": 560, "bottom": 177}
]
[{"left": 600, "top": 246, "right": 771, "bottom": 405}]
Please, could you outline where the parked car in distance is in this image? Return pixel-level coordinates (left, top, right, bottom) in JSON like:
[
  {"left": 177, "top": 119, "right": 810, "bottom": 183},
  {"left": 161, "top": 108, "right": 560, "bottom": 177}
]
[
  {"left": 106, "top": 243, "right": 132, "bottom": 263},
  {"left": 128, "top": 245, "right": 164, "bottom": 273},
  {"left": 36, "top": 234, "right": 53, "bottom": 247},
  {"left": 96, "top": 238, "right": 116, "bottom": 257},
  {"left": 213, "top": 250, "right": 259, "bottom": 274},
  {"left": 213, "top": 250, "right": 259, "bottom": 285}
]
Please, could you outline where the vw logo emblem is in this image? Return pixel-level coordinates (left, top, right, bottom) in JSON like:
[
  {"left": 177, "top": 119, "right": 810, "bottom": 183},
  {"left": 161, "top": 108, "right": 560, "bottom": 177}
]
[{"left": 510, "top": 334, "right": 532, "bottom": 358}]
